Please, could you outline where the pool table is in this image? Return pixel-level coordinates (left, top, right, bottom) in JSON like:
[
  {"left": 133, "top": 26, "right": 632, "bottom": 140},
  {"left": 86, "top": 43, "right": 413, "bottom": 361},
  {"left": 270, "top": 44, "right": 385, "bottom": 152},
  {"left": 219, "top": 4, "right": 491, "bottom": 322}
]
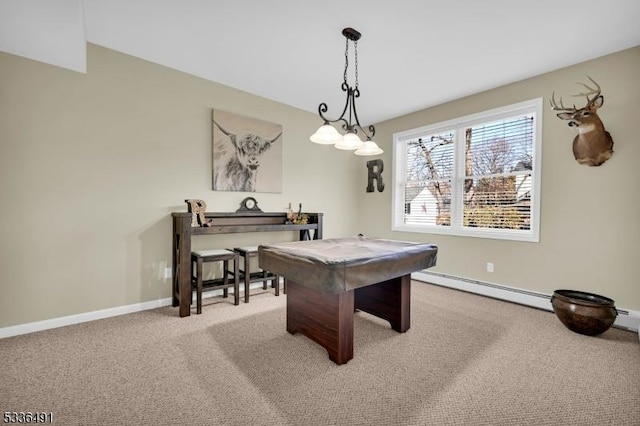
[{"left": 258, "top": 236, "right": 438, "bottom": 365}]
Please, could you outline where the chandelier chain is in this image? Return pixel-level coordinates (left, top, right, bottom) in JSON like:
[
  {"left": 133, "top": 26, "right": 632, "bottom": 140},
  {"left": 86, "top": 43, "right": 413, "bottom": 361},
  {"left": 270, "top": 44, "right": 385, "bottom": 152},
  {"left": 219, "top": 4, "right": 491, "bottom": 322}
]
[
  {"left": 343, "top": 38, "right": 349, "bottom": 85},
  {"left": 342, "top": 38, "right": 359, "bottom": 90},
  {"left": 354, "top": 40, "right": 359, "bottom": 90}
]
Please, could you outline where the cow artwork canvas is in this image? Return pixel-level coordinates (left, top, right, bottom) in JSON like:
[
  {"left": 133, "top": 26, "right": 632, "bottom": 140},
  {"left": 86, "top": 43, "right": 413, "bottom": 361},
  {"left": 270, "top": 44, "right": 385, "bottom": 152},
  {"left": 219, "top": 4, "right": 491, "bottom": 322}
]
[{"left": 212, "top": 110, "right": 283, "bottom": 193}]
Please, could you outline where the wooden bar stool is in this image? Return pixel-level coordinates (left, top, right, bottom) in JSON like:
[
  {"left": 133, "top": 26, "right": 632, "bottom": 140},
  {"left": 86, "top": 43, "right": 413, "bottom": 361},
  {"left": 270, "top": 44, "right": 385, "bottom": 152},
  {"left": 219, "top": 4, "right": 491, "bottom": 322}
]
[
  {"left": 191, "top": 249, "right": 239, "bottom": 314},
  {"left": 232, "top": 246, "right": 280, "bottom": 303}
]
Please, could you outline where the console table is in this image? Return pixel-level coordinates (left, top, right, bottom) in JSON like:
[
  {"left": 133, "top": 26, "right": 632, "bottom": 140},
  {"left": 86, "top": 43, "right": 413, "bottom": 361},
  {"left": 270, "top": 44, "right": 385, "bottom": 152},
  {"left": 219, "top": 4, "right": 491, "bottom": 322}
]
[{"left": 171, "top": 211, "right": 323, "bottom": 317}]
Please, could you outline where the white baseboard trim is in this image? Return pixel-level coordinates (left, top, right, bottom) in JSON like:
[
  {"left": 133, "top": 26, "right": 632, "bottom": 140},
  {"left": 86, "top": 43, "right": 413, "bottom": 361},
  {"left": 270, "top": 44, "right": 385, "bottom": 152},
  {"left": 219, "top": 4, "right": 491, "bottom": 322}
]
[
  {"left": 0, "top": 297, "right": 173, "bottom": 339},
  {"left": 413, "top": 271, "right": 640, "bottom": 334},
  {"left": 0, "top": 282, "right": 279, "bottom": 339}
]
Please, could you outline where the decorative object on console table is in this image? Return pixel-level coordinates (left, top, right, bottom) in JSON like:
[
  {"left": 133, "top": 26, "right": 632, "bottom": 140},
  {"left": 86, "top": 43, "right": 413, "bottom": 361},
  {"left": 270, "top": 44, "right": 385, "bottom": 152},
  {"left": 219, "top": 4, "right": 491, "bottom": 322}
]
[
  {"left": 286, "top": 203, "right": 294, "bottom": 224},
  {"left": 236, "top": 197, "right": 262, "bottom": 212},
  {"left": 212, "top": 109, "right": 283, "bottom": 193},
  {"left": 286, "top": 203, "right": 308, "bottom": 225},
  {"left": 185, "top": 199, "right": 212, "bottom": 227}
]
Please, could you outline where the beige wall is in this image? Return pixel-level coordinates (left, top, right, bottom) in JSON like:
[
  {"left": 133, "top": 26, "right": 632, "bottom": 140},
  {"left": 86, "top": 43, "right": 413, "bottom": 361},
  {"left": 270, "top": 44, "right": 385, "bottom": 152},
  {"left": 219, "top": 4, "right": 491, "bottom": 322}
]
[
  {"left": 357, "top": 46, "right": 640, "bottom": 311},
  {"left": 0, "top": 44, "right": 362, "bottom": 327}
]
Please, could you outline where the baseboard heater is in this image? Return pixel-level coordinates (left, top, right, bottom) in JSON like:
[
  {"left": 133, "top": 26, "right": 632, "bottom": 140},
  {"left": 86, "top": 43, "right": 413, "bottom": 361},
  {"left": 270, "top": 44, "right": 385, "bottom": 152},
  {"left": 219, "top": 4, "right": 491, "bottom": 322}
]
[{"left": 413, "top": 271, "right": 639, "bottom": 333}]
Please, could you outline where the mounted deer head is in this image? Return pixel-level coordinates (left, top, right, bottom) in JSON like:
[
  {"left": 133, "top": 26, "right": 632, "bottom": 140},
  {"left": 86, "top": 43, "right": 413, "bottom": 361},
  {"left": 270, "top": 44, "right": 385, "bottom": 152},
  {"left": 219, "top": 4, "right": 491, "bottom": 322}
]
[{"left": 550, "top": 76, "right": 614, "bottom": 166}]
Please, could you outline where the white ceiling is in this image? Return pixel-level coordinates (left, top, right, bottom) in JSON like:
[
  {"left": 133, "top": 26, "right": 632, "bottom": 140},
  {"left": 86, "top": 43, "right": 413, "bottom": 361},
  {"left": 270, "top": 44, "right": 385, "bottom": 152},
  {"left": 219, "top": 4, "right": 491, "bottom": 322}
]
[{"left": 2, "top": 0, "right": 640, "bottom": 124}]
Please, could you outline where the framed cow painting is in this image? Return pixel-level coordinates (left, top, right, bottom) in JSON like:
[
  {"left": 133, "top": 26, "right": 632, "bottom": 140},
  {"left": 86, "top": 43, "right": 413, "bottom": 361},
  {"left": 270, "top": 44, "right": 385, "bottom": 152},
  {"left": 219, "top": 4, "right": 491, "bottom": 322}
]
[{"left": 212, "top": 109, "right": 283, "bottom": 193}]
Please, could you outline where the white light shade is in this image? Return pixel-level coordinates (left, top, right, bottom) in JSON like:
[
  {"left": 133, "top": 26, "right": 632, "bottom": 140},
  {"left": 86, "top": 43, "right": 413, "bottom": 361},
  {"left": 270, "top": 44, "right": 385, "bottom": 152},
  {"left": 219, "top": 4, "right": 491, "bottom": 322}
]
[
  {"left": 354, "top": 140, "right": 384, "bottom": 156},
  {"left": 310, "top": 124, "right": 341, "bottom": 145},
  {"left": 335, "top": 132, "right": 364, "bottom": 150}
]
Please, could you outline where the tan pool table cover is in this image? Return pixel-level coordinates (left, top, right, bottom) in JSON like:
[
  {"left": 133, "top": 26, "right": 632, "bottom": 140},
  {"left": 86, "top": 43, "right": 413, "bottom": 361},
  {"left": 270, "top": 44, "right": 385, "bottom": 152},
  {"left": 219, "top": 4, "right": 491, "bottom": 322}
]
[{"left": 259, "top": 236, "right": 438, "bottom": 293}]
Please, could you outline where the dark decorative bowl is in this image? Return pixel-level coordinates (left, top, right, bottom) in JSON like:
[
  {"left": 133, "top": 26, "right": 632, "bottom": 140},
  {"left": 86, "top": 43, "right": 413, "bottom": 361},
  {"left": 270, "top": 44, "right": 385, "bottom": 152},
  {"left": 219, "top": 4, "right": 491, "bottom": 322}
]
[{"left": 551, "top": 290, "right": 617, "bottom": 336}]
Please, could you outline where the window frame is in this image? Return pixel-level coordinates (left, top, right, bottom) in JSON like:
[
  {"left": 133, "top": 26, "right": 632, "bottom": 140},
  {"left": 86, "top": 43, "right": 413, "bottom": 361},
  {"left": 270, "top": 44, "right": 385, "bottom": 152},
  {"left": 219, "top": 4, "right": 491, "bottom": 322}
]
[{"left": 392, "top": 98, "right": 543, "bottom": 242}]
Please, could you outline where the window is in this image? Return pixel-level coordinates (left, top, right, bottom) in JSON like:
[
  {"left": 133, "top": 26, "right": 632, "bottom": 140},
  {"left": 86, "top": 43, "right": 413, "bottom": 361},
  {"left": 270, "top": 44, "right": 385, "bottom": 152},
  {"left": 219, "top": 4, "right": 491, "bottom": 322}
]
[{"left": 392, "top": 98, "right": 542, "bottom": 242}]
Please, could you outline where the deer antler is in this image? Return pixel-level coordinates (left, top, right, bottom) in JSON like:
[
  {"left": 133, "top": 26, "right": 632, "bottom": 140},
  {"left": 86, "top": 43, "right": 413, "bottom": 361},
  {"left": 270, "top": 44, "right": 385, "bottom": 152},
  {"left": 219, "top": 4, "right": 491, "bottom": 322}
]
[
  {"left": 549, "top": 92, "right": 577, "bottom": 113},
  {"left": 550, "top": 76, "right": 603, "bottom": 112},
  {"left": 573, "top": 76, "right": 601, "bottom": 107}
]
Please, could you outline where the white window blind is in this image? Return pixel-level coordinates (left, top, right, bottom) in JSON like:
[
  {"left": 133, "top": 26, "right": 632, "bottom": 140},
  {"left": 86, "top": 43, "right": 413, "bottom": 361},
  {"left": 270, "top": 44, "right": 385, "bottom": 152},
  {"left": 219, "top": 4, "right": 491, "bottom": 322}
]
[{"left": 462, "top": 115, "right": 533, "bottom": 231}]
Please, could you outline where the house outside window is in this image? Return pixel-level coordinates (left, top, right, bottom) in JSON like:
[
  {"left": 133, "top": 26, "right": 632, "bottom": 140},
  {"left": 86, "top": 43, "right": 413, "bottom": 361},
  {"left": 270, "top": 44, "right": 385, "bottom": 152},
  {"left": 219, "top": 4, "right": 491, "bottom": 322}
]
[{"left": 392, "top": 98, "right": 542, "bottom": 242}]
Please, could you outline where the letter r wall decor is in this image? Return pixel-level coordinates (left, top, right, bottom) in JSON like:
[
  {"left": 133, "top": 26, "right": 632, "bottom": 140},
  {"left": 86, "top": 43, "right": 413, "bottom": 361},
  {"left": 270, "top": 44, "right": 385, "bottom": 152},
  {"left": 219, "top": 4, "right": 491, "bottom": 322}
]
[{"left": 212, "top": 109, "right": 283, "bottom": 193}]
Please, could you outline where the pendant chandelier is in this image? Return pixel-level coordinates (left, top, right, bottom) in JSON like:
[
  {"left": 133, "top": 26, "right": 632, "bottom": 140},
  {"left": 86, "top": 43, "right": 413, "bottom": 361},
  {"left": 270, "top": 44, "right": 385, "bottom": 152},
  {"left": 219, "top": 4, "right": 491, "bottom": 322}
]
[{"left": 310, "top": 27, "right": 383, "bottom": 156}]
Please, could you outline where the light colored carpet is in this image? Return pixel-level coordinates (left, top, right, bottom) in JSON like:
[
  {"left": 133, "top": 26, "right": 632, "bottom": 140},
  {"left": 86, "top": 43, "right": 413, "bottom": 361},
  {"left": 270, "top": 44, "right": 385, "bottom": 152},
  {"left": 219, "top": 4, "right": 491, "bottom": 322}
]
[{"left": 1, "top": 282, "right": 638, "bottom": 425}]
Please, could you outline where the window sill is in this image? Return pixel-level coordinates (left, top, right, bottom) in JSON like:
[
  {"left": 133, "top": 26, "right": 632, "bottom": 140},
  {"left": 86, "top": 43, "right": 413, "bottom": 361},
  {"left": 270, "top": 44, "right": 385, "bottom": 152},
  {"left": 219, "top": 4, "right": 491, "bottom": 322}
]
[{"left": 392, "top": 223, "right": 539, "bottom": 243}]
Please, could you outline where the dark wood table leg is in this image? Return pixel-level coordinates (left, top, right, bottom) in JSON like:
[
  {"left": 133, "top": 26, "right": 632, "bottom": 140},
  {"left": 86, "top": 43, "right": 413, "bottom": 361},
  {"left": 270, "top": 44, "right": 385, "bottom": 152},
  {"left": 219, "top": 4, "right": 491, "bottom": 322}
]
[
  {"left": 222, "top": 259, "right": 229, "bottom": 298},
  {"left": 196, "top": 257, "right": 203, "bottom": 315},
  {"left": 233, "top": 256, "right": 240, "bottom": 306},
  {"left": 262, "top": 268, "right": 268, "bottom": 290},
  {"left": 175, "top": 221, "right": 192, "bottom": 317},
  {"left": 354, "top": 274, "right": 411, "bottom": 333},
  {"left": 244, "top": 254, "right": 250, "bottom": 303},
  {"left": 286, "top": 280, "right": 354, "bottom": 365},
  {"left": 172, "top": 230, "right": 180, "bottom": 307}
]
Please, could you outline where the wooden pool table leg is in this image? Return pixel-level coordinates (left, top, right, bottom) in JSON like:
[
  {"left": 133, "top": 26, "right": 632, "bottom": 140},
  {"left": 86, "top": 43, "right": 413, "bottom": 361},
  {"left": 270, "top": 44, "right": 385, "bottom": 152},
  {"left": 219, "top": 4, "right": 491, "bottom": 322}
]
[
  {"left": 354, "top": 274, "right": 411, "bottom": 333},
  {"left": 286, "top": 280, "right": 354, "bottom": 365}
]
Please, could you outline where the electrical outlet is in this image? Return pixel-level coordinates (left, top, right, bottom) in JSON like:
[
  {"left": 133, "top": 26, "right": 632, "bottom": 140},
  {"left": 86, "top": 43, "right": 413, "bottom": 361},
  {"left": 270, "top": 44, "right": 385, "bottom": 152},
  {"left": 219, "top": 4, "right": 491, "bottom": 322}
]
[
  {"left": 486, "top": 262, "right": 494, "bottom": 273},
  {"left": 164, "top": 267, "right": 172, "bottom": 279}
]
